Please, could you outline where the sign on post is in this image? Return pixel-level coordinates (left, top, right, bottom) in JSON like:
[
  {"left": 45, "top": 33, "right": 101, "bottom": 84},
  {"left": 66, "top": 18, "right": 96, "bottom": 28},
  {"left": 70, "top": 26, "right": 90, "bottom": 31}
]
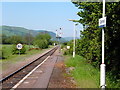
[
  {"left": 17, "top": 43, "right": 23, "bottom": 49},
  {"left": 99, "top": 17, "right": 106, "bottom": 28},
  {"left": 17, "top": 43, "right": 23, "bottom": 55},
  {"left": 67, "top": 46, "right": 70, "bottom": 49}
]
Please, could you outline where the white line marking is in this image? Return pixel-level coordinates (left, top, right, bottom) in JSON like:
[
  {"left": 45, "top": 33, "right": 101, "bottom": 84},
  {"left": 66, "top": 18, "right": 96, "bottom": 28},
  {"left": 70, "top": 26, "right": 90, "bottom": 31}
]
[{"left": 12, "top": 56, "right": 50, "bottom": 89}]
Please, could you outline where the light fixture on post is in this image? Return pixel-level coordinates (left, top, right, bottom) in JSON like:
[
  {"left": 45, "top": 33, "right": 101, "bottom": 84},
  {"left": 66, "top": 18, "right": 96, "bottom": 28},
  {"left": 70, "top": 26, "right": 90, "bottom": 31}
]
[{"left": 68, "top": 19, "right": 78, "bottom": 58}]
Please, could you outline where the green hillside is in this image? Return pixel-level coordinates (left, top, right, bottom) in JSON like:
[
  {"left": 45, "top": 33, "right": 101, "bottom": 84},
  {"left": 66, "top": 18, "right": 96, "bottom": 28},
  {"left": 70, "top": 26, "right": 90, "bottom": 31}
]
[
  {"left": 0, "top": 25, "right": 66, "bottom": 42},
  {"left": 0, "top": 25, "right": 29, "bottom": 36},
  {"left": 0, "top": 25, "right": 52, "bottom": 37}
]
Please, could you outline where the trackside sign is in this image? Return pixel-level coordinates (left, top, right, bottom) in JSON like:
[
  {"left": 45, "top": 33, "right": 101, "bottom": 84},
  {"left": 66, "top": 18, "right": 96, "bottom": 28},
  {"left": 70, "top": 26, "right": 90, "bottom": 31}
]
[
  {"left": 99, "top": 17, "right": 106, "bottom": 28},
  {"left": 17, "top": 43, "right": 23, "bottom": 49}
]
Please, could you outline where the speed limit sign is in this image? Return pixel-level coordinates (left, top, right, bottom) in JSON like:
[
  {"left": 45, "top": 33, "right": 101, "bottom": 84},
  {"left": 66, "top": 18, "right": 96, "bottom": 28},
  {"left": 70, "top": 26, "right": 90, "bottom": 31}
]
[{"left": 17, "top": 43, "right": 23, "bottom": 49}]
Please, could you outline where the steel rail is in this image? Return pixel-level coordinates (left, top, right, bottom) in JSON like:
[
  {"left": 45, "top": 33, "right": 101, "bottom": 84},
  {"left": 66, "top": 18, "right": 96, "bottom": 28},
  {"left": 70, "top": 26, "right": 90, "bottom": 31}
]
[{"left": 0, "top": 46, "right": 58, "bottom": 84}]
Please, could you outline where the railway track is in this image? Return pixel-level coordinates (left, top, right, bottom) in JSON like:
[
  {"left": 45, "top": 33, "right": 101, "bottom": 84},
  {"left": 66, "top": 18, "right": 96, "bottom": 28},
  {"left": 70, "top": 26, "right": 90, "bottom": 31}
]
[{"left": 0, "top": 46, "right": 58, "bottom": 89}]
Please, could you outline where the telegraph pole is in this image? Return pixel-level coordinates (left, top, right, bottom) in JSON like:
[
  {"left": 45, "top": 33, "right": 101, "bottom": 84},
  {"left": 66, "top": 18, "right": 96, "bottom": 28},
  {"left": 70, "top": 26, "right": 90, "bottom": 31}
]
[
  {"left": 56, "top": 29, "right": 61, "bottom": 46},
  {"left": 56, "top": 30, "right": 58, "bottom": 45},
  {"left": 59, "top": 28, "right": 62, "bottom": 46}
]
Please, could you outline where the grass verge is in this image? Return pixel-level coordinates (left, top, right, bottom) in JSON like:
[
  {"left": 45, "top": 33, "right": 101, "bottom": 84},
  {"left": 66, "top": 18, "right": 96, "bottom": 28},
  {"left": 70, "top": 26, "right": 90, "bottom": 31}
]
[
  {"left": 64, "top": 55, "right": 100, "bottom": 88},
  {"left": 1, "top": 44, "right": 53, "bottom": 61},
  {"left": 0, "top": 44, "right": 53, "bottom": 70},
  {"left": 64, "top": 55, "right": 120, "bottom": 88}
]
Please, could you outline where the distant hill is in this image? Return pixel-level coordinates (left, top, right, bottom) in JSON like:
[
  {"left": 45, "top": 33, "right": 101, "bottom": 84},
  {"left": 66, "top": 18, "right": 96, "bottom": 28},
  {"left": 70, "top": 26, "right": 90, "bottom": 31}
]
[
  {"left": 0, "top": 25, "right": 66, "bottom": 42},
  {"left": 0, "top": 25, "right": 54, "bottom": 37},
  {"left": 64, "top": 37, "right": 80, "bottom": 41}
]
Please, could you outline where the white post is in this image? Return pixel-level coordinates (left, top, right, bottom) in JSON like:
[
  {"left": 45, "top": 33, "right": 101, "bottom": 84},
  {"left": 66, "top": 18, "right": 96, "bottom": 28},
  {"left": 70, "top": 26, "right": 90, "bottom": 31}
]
[
  {"left": 68, "top": 19, "right": 76, "bottom": 58},
  {"left": 100, "top": 0, "right": 106, "bottom": 88},
  {"left": 73, "top": 23, "right": 75, "bottom": 58},
  {"left": 19, "top": 49, "right": 20, "bottom": 55},
  {"left": 102, "top": 28, "right": 105, "bottom": 64},
  {"left": 75, "top": 29, "right": 77, "bottom": 47}
]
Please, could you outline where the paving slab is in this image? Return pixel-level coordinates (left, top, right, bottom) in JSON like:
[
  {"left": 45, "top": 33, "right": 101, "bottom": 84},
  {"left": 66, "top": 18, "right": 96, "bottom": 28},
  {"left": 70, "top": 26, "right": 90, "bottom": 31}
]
[{"left": 16, "top": 49, "right": 59, "bottom": 88}]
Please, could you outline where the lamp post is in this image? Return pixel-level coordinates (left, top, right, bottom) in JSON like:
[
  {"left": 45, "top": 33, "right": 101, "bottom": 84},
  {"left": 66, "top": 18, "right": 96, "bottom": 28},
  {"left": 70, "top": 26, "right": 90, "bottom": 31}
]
[
  {"left": 98, "top": 0, "right": 106, "bottom": 88},
  {"left": 68, "top": 19, "right": 78, "bottom": 58},
  {"left": 100, "top": 0, "right": 106, "bottom": 88}
]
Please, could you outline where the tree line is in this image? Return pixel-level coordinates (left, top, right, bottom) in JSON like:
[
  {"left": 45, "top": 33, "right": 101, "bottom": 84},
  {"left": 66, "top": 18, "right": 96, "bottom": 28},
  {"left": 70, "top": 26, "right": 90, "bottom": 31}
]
[
  {"left": 2, "top": 34, "right": 34, "bottom": 45},
  {"left": 2, "top": 33, "right": 52, "bottom": 49},
  {"left": 64, "top": 1, "right": 120, "bottom": 87}
]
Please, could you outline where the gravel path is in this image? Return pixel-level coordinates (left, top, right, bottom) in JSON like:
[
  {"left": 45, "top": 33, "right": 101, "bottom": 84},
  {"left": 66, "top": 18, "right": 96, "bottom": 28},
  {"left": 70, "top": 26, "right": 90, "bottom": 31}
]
[{"left": 48, "top": 51, "right": 76, "bottom": 88}]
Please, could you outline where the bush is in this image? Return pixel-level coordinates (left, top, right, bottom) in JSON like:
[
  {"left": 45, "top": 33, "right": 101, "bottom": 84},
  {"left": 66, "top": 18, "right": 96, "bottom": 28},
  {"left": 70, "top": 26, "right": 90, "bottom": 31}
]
[
  {"left": 2, "top": 47, "right": 9, "bottom": 59},
  {"left": 1, "top": 50, "right": 6, "bottom": 59},
  {"left": 12, "top": 44, "right": 26, "bottom": 54},
  {"left": 63, "top": 40, "right": 73, "bottom": 55},
  {"left": 34, "top": 39, "right": 48, "bottom": 49},
  {"left": 2, "top": 50, "right": 5, "bottom": 59}
]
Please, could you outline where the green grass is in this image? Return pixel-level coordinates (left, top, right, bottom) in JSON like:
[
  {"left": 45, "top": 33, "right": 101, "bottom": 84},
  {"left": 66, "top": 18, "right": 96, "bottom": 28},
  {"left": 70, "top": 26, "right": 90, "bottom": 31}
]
[
  {"left": 65, "top": 55, "right": 100, "bottom": 88},
  {"left": 64, "top": 55, "right": 120, "bottom": 88},
  {"left": 1, "top": 44, "right": 35, "bottom": 59},
  {"left": 1, "top": 44, "right": 53, "bottom": 60},
  {"left": 0, "top": 44, "right": 53, "bottom": 71},
  {"left": 2, "top": 44, "right": 13, "bottom": 58}
]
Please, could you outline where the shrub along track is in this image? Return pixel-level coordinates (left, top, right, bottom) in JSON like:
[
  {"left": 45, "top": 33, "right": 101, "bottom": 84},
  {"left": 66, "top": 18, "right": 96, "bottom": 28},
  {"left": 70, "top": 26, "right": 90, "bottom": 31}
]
[{"left": 0, "top": 46, "right": 58, "bottom": 89}]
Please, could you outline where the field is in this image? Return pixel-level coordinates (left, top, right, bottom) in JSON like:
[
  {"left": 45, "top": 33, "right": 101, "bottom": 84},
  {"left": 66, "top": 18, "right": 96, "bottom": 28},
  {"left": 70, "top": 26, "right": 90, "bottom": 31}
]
[
  {"left": 0, "top": 44, "right": 53, "bottom": 70},
  {"left": 1, "top": 44, "right": 38, "bottom": 59}
]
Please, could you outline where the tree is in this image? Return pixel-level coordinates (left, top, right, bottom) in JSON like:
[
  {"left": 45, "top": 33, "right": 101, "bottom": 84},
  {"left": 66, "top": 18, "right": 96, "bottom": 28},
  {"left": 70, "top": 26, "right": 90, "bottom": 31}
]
[
  {"left": 24, "top": 33, "right": 34, "bottom": 45},
  {"left": 34, "top": 33, "right": 51, "bottom": 49},
  {"left": 2, "top": 34, "right": 9, "bottom": 44},
  {"left": 72, "top": 1, "right": 120, "bottom": 85}
]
